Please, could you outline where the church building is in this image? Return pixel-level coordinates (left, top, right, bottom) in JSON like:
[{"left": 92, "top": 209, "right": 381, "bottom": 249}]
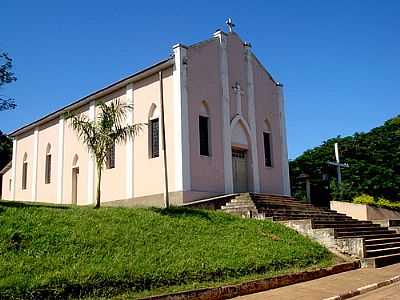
[{"left": 1, "top": 22, "right": 290, "bottom": 206}]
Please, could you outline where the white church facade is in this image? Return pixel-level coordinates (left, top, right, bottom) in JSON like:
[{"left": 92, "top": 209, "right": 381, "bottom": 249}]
[{"left": 1, "top": 26, "right": 290, "bottom": 206}]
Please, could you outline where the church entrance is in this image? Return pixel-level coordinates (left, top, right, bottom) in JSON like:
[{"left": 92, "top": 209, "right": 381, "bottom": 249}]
[{"left": 232, "top": 148, "right": 248, "bottom": 193}]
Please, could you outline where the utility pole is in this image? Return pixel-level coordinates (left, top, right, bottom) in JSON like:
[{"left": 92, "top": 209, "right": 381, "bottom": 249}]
[{"left": 159, "top": 71, "right": 169, "bottom": 208}]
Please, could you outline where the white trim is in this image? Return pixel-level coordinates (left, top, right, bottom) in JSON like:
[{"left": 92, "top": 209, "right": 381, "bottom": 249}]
[
  {"left": 172, "top": 44, "right": 191, "bottom": 192},
  {"left": 126, "top": 83, "right": 134, "bottom": 199},
  {"left": 11, "top": 138, "right": 17, "bottom": 200},
  {"left": 245, "top": 45, "right": 260, "bottom": 192},
  {"left": 31, "top": 127, "right": 39, "bottom": 201},
  {"left": 277, "top": 86, "right": 291, "bottom": 196},
  {"left": 56, "top": 116, "right": 65, "bottom": 203},
  {"left": 214, "top": 31, "right": 233, "bottom": 193},
  {"left": 87, "top": 100, "right": 96, "bottom": 204}
]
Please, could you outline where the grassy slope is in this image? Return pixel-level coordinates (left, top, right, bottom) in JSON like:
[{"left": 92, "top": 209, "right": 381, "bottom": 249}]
[{"left": 0, "top": 202, "right": 334, "bottom": 299}]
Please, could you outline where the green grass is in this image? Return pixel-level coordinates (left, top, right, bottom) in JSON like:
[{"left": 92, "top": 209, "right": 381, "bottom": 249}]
[{"left": 0, "top": 201, "right": 334, "bottom": 299}]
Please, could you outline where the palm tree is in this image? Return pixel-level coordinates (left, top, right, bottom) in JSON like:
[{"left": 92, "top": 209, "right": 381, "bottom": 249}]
[{"left": 66, "top": 100, "right": 142, "bottom": 208}]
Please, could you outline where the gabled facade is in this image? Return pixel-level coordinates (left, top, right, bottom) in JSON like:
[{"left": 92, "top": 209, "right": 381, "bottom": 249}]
[{"left": 1, "top": 29, "right": 290, "bottom": 206}]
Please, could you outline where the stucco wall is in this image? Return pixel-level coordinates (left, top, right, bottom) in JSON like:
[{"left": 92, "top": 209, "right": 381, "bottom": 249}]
[
  {"left": 253, "top": 57, "right": 285, "bottom": 195},
  {"left": 187, "top": 39, "right": 225, "bottom": 194},
  {"left": 63, "top": 104, "right": 90, "bottom": 205},
  {"left": 1, "top": 168, "right": 12, "bottom": 199},
  {"left": 14, "top": 130, "right": 34, "bottom": 201},
  {"left": 36, "top": 118, "right": 59, "bottom": 203},
  {"left": 331, "top": 200, "right": 400, "bottom": 221}
]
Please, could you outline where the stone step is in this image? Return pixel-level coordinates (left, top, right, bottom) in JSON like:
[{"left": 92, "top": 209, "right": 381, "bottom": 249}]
[
  {"left": 363, "top": 253, "right": 400, "bottom": 268},
  {"left": 364, "top": 236, "right": 400, "bottom": 245},
  {"left": 365, "top": 246, "right": 400, "bottom": 258},
  {"left": 259, "top": 208, "right": 346, "bottom": 215},
  {"left": 313, "top": 222, "right": 377, "bottom": 229},
  {"left": 334, "top": 226, "right": 389, "bottom": 233},
  {"left": 272, "top": 216, "right": 353, "bottom": 222},
  {"left": 338, "top": 232, "right": 400, "bottom": 239},
  {"left": 221, "top": 205, "right": 257, "bottom": 210},
  {"left": 366, "top": 241, "right": 400, "bottom": 250}
]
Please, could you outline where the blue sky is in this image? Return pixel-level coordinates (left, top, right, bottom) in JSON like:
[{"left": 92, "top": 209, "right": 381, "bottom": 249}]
[{"left": 1, "top": 0, "right": 399, "bottom": 158}]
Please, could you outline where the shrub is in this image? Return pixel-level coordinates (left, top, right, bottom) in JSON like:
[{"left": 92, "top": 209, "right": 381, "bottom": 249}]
[{"left": 353, "top": 194, "right": 376, "bottom": 206}]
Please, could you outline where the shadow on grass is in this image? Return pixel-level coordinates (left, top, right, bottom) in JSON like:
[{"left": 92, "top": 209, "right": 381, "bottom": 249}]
[
  {"left": 151, "top": 206, "right": 213, "bottom": 220},
  {"left": 0, "top": 200, "right": 72, "bottom": 210}
]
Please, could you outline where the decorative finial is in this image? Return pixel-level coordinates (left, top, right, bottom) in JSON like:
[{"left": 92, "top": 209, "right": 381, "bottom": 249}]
[{"left": 226, "top": 17, "right": 235, "bottom": 33}]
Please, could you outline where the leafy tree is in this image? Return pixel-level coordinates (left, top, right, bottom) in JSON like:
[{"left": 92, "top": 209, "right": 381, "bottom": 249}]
[
  {"left": 0, "top": 53, "right": 17, "bottom": 111},
  {"left": 67, "top": 100, "right": 142, "bottom": 208},
  {"left": 290, "top": 116, "right": 400, "bottom": 205},
  {"left": 0, "top": 130, "right": 12, "bottom": 171}
]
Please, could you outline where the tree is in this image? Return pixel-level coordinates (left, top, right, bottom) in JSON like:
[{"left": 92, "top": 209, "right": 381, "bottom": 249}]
[
  {"left": 0, "top": 130, "right": 12, "bottom": 171},
  {"left": 67, "top": 100, "right": 142, "bottom": 208},
  {"left": 0, "top": 52, "right": 17, "bottom": 111},
  {"left": 290, "top": 115, "right": 400, "bottom": 205}
]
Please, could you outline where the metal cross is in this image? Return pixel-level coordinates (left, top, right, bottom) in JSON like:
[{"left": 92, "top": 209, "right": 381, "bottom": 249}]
[
  {"left": 327, "top": 142, "right": 349, "bottom": 186},
  {"left": 226, "top": 17, "right": 235, "bottom": 33}
]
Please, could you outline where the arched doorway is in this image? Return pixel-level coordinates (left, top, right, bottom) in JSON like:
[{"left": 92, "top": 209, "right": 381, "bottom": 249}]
[
  {"left": 231, "top": 119, "right": 251, "bottom": 193},
  {"left": 72, "top": 155, "right": 79, "bottom": 205}
]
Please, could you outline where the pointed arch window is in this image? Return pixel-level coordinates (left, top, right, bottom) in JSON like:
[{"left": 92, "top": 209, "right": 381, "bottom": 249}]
[
  {"left": 263, "top": 119, "right": 273, "bottom": 167},
  {"left": 148, "top": 103, "right": 160, "bottom": 158},
  {"left": 199, "top": 101, "right": 211, "bottom": 156},
  {"left": 22, "top": 153, "right": 28, "bottom": 190},
  {"left": 45, "top": 144, "right": 52, "bottom": 184},
  {"left": 106, "top": 142, "right": 116, "bottom": 169}
]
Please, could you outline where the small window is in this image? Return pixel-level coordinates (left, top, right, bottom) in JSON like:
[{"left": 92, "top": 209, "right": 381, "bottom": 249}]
[
  {"left": 150, "top": 118, "right": 159, "bottom": 158},
  {"left": 9, "top": 179, "right": 12, "bottom": 191},
  {"left": 106, "top": 143, "right": 116, "bottom": 169},
  {"left": 199, "top": 116, "right": 210, "bottom": 156},
  {"left": 45, "top": 154, "right": 52, "bottom": 184},
  {"left": 263, "top": 132, "right": 272, "bottom": 167},
  {"left": 22, "top": 162, "right": 28, "bottom": 190}
]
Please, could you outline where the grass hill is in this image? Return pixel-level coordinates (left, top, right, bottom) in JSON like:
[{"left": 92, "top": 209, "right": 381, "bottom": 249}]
[{"left": 0, "top": 201, "right": 334, "bottom": 299}]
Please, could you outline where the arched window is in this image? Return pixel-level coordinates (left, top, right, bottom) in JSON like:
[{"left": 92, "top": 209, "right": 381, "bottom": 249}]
[
  {"left": 148, "top": 103, "right": 160, "bottom": 158},
  {"left": 199, "top": 101, "right": 211, "bottom": 156},
  {"left": 263, "top": 119, "right": 273, "bottom": 167},
  {"left": 45, "top": 143, "right": 52, "bottom": 184},
  {"left": 106, "top": 142, "right": 115, "bottom": 169},
  {"left": 22, "top": 153, "right": 28, "bottom": 190}
]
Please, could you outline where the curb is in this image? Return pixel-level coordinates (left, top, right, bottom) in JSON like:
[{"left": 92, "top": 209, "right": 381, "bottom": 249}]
[
  {"left": 323, "top": 274, "right": 400, "bottom": 300},
  {"left": 140, "top": 261, "right": 360, "bottom": 300}
]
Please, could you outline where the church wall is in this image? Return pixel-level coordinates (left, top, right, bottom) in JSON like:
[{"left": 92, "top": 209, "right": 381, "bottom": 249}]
[
  {"left": 227, "top": 33, "right": 249, "bottom": 122},
  {"left": 132, "top": 67, "right": 177, "bottom": 200},
  {"left": 252, "top": 58, "right": 285, "bottom": 195},
  {"left": 63, "top": 104, "right": 91, "bottom": 205},
  {"left": 1, "top": 168, "right": 12, "bottom": 200},
  {"left": 14, "top": 130, "right": 34, "bottom": 201},
  {"left": 186, "top": 38, "right": 226, "bottom": 194},
  {"left": 95, "top": 88, "right": 127, "bottom": 203},
  {"left": 36, "top": 118, "right": 59, "bottom": 203}
]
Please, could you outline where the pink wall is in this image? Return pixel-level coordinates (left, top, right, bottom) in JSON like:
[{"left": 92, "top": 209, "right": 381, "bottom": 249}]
[
  {"left": 187, "top": 39, "right": 225, "bottom": 194},
  {"left": 253, "top": 57, "right": 285, "bottom": 195}
]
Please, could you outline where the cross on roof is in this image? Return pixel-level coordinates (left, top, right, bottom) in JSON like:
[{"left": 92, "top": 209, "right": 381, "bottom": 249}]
[{"left": 226, "top": 17, "right": 235, "bottom": 33}]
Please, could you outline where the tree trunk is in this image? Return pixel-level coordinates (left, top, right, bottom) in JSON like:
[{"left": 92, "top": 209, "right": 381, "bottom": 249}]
[{"left": 95, "top": 164, "right": 102, "bottom": 209}]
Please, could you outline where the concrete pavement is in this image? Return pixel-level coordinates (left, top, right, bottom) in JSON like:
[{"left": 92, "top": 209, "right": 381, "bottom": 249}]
[
  {"left": 351, "top": 283, "right": 400, "bottom": 299},
  {"left": 233, "top": 263, "right": 400, "bottom": 300}
]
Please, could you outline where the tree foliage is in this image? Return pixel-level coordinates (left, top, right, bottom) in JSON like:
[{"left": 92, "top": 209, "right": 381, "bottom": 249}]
[
  {"left": 0, "top": 131, "right": 12, "bottom": 171},
  {"left": 290, "top": 115, "right": 400, "bottom": 205},
  {"left": 66, "top": 100, "right": 142, "bottom": 208},
  {"left": 0, "top": 52, "right": 17, "bottom": 111}
]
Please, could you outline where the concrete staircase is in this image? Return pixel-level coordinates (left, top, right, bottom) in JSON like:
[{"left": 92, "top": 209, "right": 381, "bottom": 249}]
[{"left": 220, "top": 193, "right": 400, "bottom": 268}]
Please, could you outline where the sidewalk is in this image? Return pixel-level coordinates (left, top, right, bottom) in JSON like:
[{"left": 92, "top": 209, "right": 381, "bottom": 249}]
[{"left": 233, "top": 263, "right": 400, "bottom": 300}]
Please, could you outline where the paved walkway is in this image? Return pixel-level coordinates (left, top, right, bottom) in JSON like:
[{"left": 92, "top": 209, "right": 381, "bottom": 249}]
[
  {"left": 352, "top": 283, "right": 400, "bottom": 299},
  {"left": 233, "top": 263, "right": 400, "bottom": 300}
]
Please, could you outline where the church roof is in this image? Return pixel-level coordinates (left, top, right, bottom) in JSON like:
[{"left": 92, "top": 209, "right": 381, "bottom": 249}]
[
  {"left": 0, "top": 161, "right": 12, "bottom": 175},
  {"left": 9, "top": 57, "right": 173, "bottom": 137}
]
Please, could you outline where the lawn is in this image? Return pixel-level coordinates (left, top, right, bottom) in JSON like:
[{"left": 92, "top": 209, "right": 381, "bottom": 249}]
[{"left": 0, "top": 201, "right": 334, "bottom": 299}]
